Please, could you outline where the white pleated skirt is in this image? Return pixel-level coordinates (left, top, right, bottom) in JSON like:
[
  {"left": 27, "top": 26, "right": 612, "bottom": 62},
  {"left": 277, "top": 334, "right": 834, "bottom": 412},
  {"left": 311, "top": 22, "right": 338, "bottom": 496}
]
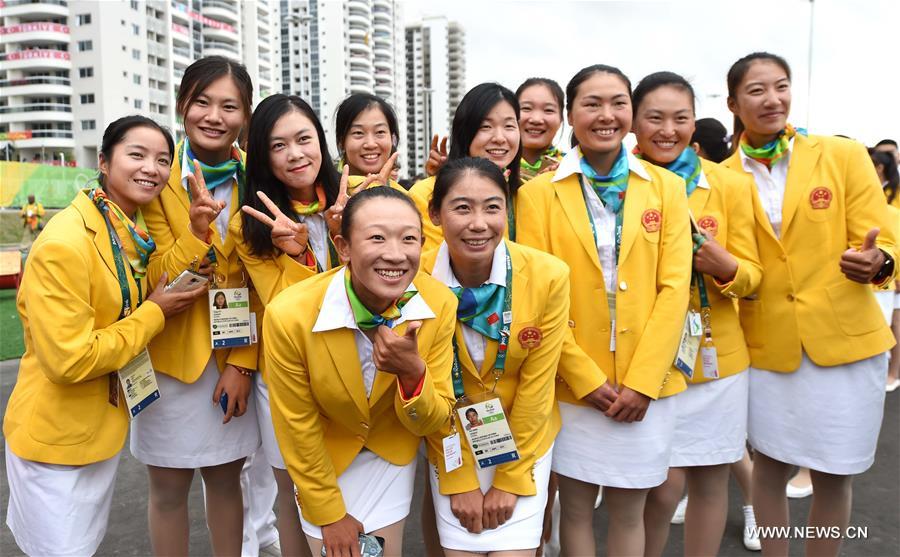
[
  {"left": 5, "top": 444, "right": 120, "bottom": 557},
  {"left": 130, "top": 356, "right": 261, "bottom": 468},
  {"left": 748, "top": 352, "right": 887, "bottom": 475},
  {"left": 300, "top": 449, "right": 417, "bottom": 539},
  {"left": 670, "top": 371, "right": 748, "bottom": 467},
  {"left": 254, "top": 373, "right": 286, "bottom": 469},
  {"left": 875, "top": 289, "right": 894, "bottom": 325},
  {"left": 552, "top": 396, "right": 676, "bottom": 488},
  {"left": 430, "top": 445, "right": 553, "bottom": 552}
]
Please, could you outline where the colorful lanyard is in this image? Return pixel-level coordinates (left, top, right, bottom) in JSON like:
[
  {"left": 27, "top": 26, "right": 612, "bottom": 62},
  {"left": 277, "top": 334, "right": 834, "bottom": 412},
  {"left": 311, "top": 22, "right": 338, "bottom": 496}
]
[
  {"left": 580, "top": 175, "right": 624, "bottom": 264},
  {"left": 450, "top": 248, "right": 513, "bottom": 399},
  {"left": 100, "top": 212, "right": 142, "bottom": 319},
  {"left": 691, "top": 233, "right": 714, "bottom": 343},
  {"left": 507, "top": 202, "right": 516, "bottom": 242}
]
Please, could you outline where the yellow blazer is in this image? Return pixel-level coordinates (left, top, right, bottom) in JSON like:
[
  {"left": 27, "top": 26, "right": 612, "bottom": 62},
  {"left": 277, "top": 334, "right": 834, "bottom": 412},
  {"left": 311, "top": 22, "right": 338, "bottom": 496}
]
[
  {"left": 263, "top": 267, "right": 457, "bottom": 526},
  {"left": 722, "top": 134, "right": 897, "bottom": 371},
  {"left": 421, "top": 242, "right": 565, "bottom": 497},
  {"left": 4, "top": 191, "right": 165, "bottom": 465},
  {"left": 679, "top": 159, "right": 763, "bottom": 383},
  {"left": 516, "top": 160, "right": 692, "bottom": 401},
  {"left": 348, "top": 175, "right": 409, "bottom": 194},
  {"left": 142, "top": 154, "right": 258, "bottom": 382}
]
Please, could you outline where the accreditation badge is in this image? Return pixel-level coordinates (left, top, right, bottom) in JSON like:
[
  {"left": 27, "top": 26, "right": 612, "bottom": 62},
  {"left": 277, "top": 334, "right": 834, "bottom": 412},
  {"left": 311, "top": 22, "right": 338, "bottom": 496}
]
[
  {"left": 455, "top": 393, "right": 519, "bottom": 469},
  {"left": 674, "top": 310, "right": 702, "bottom": 379},
  {"left": 117, "top": 349, "right": 160, "bottom": 418},
  {"left": 209, "top": 288, "right": 253, "bottom": 349}
]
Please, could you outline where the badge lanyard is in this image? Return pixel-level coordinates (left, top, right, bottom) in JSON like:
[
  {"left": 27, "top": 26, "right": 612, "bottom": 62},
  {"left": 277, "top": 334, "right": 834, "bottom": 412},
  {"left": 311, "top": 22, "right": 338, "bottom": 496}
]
[
  {"left": 580, "top": 176, "right": 623, "bottom": 349},
  {"left": 101, "top": 213, "right": 142, "bottom": 318},
  {"left": 450, "top": 247, "right": 513, "bottom": 400}
]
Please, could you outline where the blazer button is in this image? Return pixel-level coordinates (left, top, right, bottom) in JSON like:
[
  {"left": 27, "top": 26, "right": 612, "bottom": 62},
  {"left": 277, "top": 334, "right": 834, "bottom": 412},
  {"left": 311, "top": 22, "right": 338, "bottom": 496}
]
[
  {"left": 568, "top": 320, "right": 576, "bottom": 328},
  {"left": 780, "top": 254, "right": 788, "bottom": 261},
  {"left": 619, "top": 281, "right": 628, "bottom": 291},
  {"left": 787, "top": 294, "right": 795, "bottom": 302},
  {"left": 360, "top": 422, "right": 369, "bottom": 429}
]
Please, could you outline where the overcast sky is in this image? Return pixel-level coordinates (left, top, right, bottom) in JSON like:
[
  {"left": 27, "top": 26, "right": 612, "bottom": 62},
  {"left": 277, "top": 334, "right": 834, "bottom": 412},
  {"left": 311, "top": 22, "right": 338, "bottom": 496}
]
[{"left": 402, "top": 0, "right": 899, "bottom": 147}]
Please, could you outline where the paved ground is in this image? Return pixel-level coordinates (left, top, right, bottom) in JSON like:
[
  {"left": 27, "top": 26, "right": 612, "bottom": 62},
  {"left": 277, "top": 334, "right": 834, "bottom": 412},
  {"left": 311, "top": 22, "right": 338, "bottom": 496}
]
[{"left": 1, "top": 358, "right": 897, "bottom": 556}]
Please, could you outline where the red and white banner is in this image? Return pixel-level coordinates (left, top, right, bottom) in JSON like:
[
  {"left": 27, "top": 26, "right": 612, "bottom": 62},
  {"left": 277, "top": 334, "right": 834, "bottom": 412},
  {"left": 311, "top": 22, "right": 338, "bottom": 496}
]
[
  {"left": 0, "top": 22, "right": 69, "bottom": 34},
  {"left": 3, "top": 50, "right": 70, "bottom": 61}
]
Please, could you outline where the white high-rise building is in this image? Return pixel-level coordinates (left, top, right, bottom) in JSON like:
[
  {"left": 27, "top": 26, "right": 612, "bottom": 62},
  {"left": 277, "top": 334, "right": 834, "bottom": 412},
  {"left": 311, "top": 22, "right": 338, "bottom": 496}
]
[
  {"left": 404, "top": 16, "right": 465, "bottom": 178},
  {"left": 1, "top": 0, "right": 281, "bottom": 168},
  {"left": 280, "top": 0, "right": 406, "bottom": 173}
]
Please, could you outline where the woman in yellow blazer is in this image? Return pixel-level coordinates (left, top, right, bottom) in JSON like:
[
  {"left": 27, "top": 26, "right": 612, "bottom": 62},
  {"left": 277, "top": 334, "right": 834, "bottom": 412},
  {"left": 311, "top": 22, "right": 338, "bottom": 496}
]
[
  {"left": 628, "top": 72, "right": 763, "bottom": 557},
  {"left": 516, "top": 64, "right": 692, "bottom": 557},
  {"left": 722, "top": 52, "right": 897, "bottom": 557},
  {"left": 410, "top": 83, "right": 522, "bottom": 250},
  {"left": 3, "top": 116, "right": 204, "bottom": 556},
  {"left": 264, "top": 187, "right": 456, "bottom": 557},
  {"left": 133, "top": 57, "right": 262, "bottom": 556},
  {"left": 335, "top": 93, "right": 409, "bottom": 193},
  {"left": 419, "top": 157, "right": 565, "bottom": 556},
  {"left": 517, "top": 78, "right": 565, "bottom": 183},
  {"left": 870, "top": 150, "right": 900, "bottom": 391}
]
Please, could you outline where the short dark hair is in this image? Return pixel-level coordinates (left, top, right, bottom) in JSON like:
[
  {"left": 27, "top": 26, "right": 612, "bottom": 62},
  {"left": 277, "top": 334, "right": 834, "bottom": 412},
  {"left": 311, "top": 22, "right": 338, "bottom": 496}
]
[
  {"left": 726, "top": 52, "right": 792, "bottom": 152},
  {"left": 242, "top": 94, "right": 340, "bottom": 258},
  {"left": 449, "top": 83, "right": 522, "bottom": 194},
  {"left": 516, "top": 77, "right": 564, "bottom": 114},
  {"left": 176, "top": 56, "right": 253, "bottom": 144},
  {"left": 876, "top": 139, "right": 898, "bottom": 149},
  {"left": 692, "top": 118, "right": 730, "bottom": 163},
  {"left": 429, "top": 157, "right": 509, "bottom": 215},
  {"left": 335, "top": 93, "right": 400, "bottom": 159},
  {"left": 98, "top": 115, "right": 174, "bottom": 186},
  {"left": 565, "top": 65, "right": 632, "bottom": 147},
  {"left": 340, "top": 185, "right": 421, "bottom": 240},
  {"left": 632, "top": 71, "right": 695, "bottom": 117}
]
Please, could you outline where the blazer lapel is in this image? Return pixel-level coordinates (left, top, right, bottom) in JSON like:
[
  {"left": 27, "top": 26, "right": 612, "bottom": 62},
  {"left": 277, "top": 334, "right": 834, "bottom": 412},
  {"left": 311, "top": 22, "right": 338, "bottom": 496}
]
[
  {"left": 688, "top": 185, "right": 711, "bottom": 219},
  {"left": 74, "top": 193, "right": 119, "bottom": 278},
  {"left": 556, "top": 177, "right": 602, "bottom": 272},
  {"left": 617, "top": 174, "right": 650, "bottom": 265},
  {"left": 781, "top": 134, "right": 821, "bottom": 236},
  {"left": 321, "top": 328, "right": 369, "bottom": 417}
]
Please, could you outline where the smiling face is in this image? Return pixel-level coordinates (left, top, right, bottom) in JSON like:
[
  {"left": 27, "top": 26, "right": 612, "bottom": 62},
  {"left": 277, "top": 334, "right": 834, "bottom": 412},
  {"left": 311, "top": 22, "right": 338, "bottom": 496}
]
[
  {"left": 99, "top": 126, "right": 172, "bottom": 216},
  {"left": 633, "top": 85, "right": 696, "bottom": 165},
  {"left": 430, "top": 170, "right": 506, "bottom": 273},
  {"left": 269, "top": 109, "right": 322, "bottom": 198},
  {"left": 518, "top": 84, "right": 563, "bottom": 153},
  {"left": 343, "top": 105, "right": 393, "bottom": 175},
  {"left": 468, "top": 101, "right": 520, "bottom": 170},
  {"left": 727, "top": 60, "right": 792, "bottom": 145},
  {"left": 336, "top": 196, "right": 423, "bottom": 313},
  {"left": 183, "top": 75, "right": 246, "bottom": 163},
  {"left": 569, "top": 72, "right": 632, "bottom": 162}
]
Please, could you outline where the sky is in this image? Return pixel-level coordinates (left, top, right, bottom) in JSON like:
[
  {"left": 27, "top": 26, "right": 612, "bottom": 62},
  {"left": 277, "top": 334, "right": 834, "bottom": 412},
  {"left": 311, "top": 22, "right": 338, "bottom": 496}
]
[{"left": 402, "top": 0, "right": 899, "bottom": 147}]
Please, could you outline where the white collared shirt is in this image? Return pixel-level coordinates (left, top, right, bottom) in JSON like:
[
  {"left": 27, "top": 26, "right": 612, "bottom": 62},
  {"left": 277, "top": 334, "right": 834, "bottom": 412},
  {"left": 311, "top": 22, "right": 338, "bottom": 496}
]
[
  {"left": 431, "top": 241, "right": 508, "bottom": 370},
  {"left": 297, "top": 213, "right": 328, "bottom": 270},
  {"left": 312, "top": 267, "right": 435, "bottom": 396},
  {"left": 553, "top": 147, "right": 652, "bottom": 294},
  {"left": 738, "top": 138, "right": 793, "bottom": 238},
  {"left": 181, "top": 145, "right": 236, "bottom": 241}
]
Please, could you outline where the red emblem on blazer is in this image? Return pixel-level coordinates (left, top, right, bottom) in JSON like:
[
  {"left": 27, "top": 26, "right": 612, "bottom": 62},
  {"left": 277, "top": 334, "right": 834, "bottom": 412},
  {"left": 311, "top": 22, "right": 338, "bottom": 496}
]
[
  {"left": 809, "top": 187, "right": 832, "bottom": 209},
  {"left": 697, "top": 215, "right": 719, "bottom": 236},
  {"left": 641, "top": 209, "right": 662, "bottom": 232},
  {"left": 518, "top": 327, "right": 542, "bottom": 349}
]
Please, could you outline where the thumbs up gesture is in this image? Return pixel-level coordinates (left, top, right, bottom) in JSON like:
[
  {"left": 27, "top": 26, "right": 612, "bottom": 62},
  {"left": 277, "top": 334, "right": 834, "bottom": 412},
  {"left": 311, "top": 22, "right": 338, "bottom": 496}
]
[
  {"left": 187, "top": 159, "right": 227, "bottom": 241},
  {"left": 840, "top": 228, "right": 887, "bottom": 283},
  {"left": 373, "top": 320, "right": 426, "bottom": 395}
]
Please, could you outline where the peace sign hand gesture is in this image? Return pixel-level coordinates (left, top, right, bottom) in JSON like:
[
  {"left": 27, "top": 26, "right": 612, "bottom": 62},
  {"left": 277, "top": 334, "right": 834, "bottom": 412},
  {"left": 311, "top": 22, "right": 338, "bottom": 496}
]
[
  {"left": 324, "top": 166, "right": 352, "bottom": 239},
  {"left": 425, "top": 135, "right": 448, "bottom": 177},
  {"left": 187, "top": 160, "right": 226, "bottom": 241},
  {"left": 241, "top": 191, "right": 310, "bottom": 258},
  {"left": 362, "top": 152, "right": 399, "bottom": 190}
]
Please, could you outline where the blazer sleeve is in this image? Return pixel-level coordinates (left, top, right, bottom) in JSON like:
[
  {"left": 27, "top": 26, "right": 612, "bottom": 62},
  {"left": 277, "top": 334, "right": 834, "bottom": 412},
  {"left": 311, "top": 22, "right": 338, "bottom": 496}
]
[
  {"left": 143, "top": 191, "right": 213, "bottom": 286},
  {"left": 715, "top": 174, "right": 763, "bottom": 299},
  {"left": 264, "top": 307, "right": 346, "bottom": 526},
  {"left": 622, "top": 183, "right": 692, "bottom": 398},
  {"left": 492, "top": 265, "right": 569, "bottom": 496},
  {"left": 23, "top": 238, "right": 165, "bottom": 384}
]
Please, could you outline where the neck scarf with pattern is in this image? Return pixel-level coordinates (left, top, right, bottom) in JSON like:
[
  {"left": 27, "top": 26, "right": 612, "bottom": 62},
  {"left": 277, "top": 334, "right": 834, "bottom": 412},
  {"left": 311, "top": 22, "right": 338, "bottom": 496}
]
[
  {"left": 634, "top": 146, "right": 703, "bottom": 197},
  {"left": 739, "top": 124, "right": 808, "bottom": 169},
  {"left": 345, "top": 268, "right": 418, "bottom": 329},
  {"left": 579, "top": 145, "right": 630, "bottom": 214},
  {"left": 291, "top": 184, "right": 327, "bottom": 216},
  {"left": 520, "top": 145, "right": 563, "bottom": 182},
  {"left": 450, "top": 277, "right": 506, "bottom": 340},
  {"left": 179, "top": 138, "right": 246, "bottom": 196},
  {"left": 88, "top": 187, "right": 156, "bottom": 279}
]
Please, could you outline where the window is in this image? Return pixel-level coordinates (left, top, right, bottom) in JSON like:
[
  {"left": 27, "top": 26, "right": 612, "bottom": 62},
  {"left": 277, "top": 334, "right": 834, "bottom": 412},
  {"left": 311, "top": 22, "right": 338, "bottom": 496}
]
[
  {"left": 133, "top": 24, "right": 140, "bottom": 35},
  {"left": 132, "top": 49, "right": 141, "bottom": 61},
  {"left": 81, "top": 120, "right": 96, "bottom": 131},
  {"left": 130, "top": 0, "right": 139, "bottom": 9},
  {"left": 134, "top": 99, "right": 143, "bottom": 109},
  {"left": 79, "top": 67, "right": 94, "bottom": 78},
  {"left": 76, "top": 13, "right": 91, "bottom": 25},
  {"left": 77, "top": 40, "right": 93, "bottom": 51},
  {"left": 122, "top": 71, "right": 128, "bottom": 77},
  {"left": 133, "top": 74, "right": 142, "bottom": 85},
  {"left": 79, "top": 94, "right": 95, "bottom": 104}
]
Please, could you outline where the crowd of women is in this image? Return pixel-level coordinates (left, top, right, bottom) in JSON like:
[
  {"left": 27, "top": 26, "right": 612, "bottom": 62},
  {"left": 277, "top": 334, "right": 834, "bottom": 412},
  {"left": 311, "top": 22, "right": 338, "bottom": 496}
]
[{"left": 3, "top": 50, "right": 897, "bottom": 557}]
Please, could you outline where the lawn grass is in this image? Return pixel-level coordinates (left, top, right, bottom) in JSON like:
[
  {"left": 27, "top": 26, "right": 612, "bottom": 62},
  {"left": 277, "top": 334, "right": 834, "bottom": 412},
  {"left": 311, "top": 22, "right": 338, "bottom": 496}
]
[
  {"left": 0, "top": 208, "right": 60, "bottom": 246},
  {"left": 0, "top": 289, "right": 24, "bottom": 361}
]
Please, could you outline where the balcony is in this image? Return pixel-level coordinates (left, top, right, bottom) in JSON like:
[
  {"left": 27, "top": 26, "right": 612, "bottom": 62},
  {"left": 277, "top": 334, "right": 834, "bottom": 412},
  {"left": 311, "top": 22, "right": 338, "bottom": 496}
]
[
  {"left": 0, "top": 75, "right": 72, "bottom": 97},
  {"left": 373, "top": 58, "right": 391, "bottom": 71},
  {"left": 203, "top": 24, "right": 239, "bottom": 43},
  {"left": 347, "top": 14, "right": 370, "bottom": 30},
  {"left": 0, "top": 103, "right": 74, "bottom": 124},
  {"left": 203, "top": 41, "right": 240, "bottom": 62},
  {"left": 170, "top": 3, "right": 191, "bottom": 23},
  {"left": 0, "top": 49, "right": 70, "bottom": 71},
  {"left": 0, "top": 22, "right": 70, "bottom": 46},
  {"left": 201, "top": 0, "right": 240, "bottom": 24},
  {"left": 172, "top": 45, "right": 193, "bottom": 63},
  {"left": 0, "top": 0, "right": 69, "bottom": 19},
  {"left": 10, "top": 131, "right": 76, "bottom": 150}
]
